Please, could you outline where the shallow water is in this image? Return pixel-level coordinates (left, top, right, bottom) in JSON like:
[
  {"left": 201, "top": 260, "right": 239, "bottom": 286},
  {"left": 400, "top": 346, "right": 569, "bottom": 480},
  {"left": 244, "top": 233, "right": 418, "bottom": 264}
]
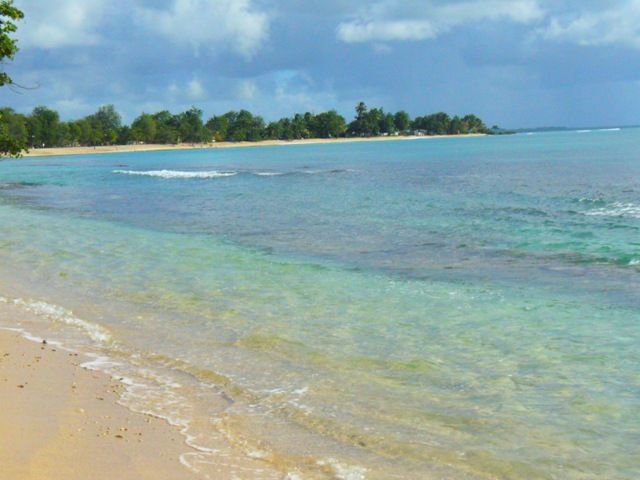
[{"left": 1, "top": 131, "right": 639, "bottom": 479}]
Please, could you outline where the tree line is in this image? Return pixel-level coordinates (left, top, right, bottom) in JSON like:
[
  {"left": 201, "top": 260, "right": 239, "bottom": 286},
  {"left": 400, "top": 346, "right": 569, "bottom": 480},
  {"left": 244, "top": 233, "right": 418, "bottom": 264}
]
[
  {"left": 0, "top": 102, "right": 495, "bottom": 151},
  {"left": 0, "top": 2, "right": 501, "bottom": 156}
]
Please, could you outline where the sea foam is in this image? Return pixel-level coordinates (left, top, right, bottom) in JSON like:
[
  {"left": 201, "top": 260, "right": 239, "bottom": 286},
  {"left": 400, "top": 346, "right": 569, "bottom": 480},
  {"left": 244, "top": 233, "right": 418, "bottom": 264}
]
[
  {"left": 585, "top": 202, "right": 640, "bottom": 219},
  {"left": 21, "top": 300, "right": 113, "bottom": 343},
  {"left": 5, "top": 297, "right": 113, "bottom": 343},
  {"left": 252, "top": 171, "right": 286, "bottom": 176},
  {"left": 576, "top": 128, "right": 620, "bottom": 133},
  {"left": 113, "top": 168, "right": 352, "bottom": 179},
  {"left": 113, "top": 169, "right": 237, "bottom": 179}
]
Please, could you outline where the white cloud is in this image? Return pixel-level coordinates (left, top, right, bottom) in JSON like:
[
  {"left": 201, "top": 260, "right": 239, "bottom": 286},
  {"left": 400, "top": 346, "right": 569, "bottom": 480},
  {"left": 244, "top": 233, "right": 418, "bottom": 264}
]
[
  {"left": 338, "top": 0, "right": 640, "bottom": 50},
  {"left": 167, "top": 83, "right": 180, "bottom": 97},
  {"left": 15, "top": 0, "right": 107, "bottom": 49},
  {"left": 272, "top": 86, "right": 340, "bottom": 117},
  {"left": 236, "top": 80, "right": 258, "bottom": 100},
  {"left": 337, "top": 0, "right": 544, "bottom": 43},
  {"left": 137, "top": 0, "right": 270, "bottom": 58},
  {"left": 538, "top": 1, "right": 640, "bottom": 49},
  {"left": 166, "top": 78, "right": 206, "bottom": 102},
  {"left": 338, "top": 20, "right": 439, "bottom": 43},
  {"left": 439, "top": 0, "right": 545, "bottom": 25},
  {"left": 187, "top": 78, "right": 205, "bottom": 100}
]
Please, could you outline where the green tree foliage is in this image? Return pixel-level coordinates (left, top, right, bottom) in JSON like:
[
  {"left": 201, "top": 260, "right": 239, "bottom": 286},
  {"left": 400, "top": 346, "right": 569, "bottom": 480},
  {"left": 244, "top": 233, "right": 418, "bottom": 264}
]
[
  {"left": 70, "top": 119, "right": 93, "bottom": 145},
  {"left": 256, "top": 110, "right": 346, "bottom": 141},
  {"left": 0, "top": 0, "right": 24, "bottom": 156},
  {"left": 347, "top": 103, "right": 405, "bottom": 136},
  {"left": 411, "top": 111, "right": 489, "bottom": 135},
  {"left": 312, "top": 110, "right": 346, "bottom": 138},
  {"left": 348, "top": 102, "right": 370, "bottom": 136},
  {"left": 0, "top": 101, "right": 493, "bottom": 153},
  {"left": 152, "top": 111, "right": 179, "bottom": 144},
  {"left": 382, "top": 113, "right": 396, "bottom": 135},
  {"left": 288, "top": 113, "right": 309, "bottom": 139},
  {"left": 117, "top": 125, "right": 131, "bottom": 145},
  {"left": 412, "top": 112, "right": 451, "bottom": 134},
  {"left": 0, "top": 0, "right": 22, "bottom": 87},
  {"left": 86, "top": 104, "right": 121, "bottom": 145},
  {"left": 462, "top": 114, "right": 487, "bottom": 133},
  {"left": 131, "top": 113, "right": 157, "bottom": 143},
  {"left": 0, "top": 108, "right": 26, "bottom": 140},
  {"left": 176, "top": 107, "right": 211, "bottom": 143},
  {"left": 28, "top": 106, "right": 61, "bottom": 147},
  {"left": 393, "top": 111, "right": 410, "bottom": 132},
  {"left": 0, "top": 106, "right": 26, "bottom": 155},
  {"left": 448, "top": 115, "right": 463, "bottom": 135},
  {"left": 224, "top": 110, "right": 265, "bottom": 142},
  {"left": 205, "top": 115, "right": 229, "bottom": 142}
]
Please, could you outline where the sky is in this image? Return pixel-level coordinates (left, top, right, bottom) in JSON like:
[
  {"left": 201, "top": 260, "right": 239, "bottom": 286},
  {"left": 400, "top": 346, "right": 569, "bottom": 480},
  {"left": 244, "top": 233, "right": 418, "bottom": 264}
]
[{"left": 2, "top": 0, "right": 640, "bottom": 128}]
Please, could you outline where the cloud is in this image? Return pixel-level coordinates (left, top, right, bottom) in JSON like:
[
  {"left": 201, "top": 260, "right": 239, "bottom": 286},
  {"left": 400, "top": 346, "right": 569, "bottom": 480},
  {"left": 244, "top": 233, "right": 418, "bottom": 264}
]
[
  {"left": 538, "top": 1, "right": 640, "bottom": 49},
  {"left": 165, "top": 78, "right": 206, "bottom": 103},
  {"left": 338, "top": 20, "right": 439, "bottom": 43},
  {"left": 15, "top": 0, "right": 107, "bottom": 49},
  {"left": 137, "top": 0, "right": 270, "bottom": 58},
  {"left": 236, "top": 80, "right": 258, "bottom": 100},
  {"left": 187, "top": 78, "right": 205, "bottom": 100},
  {"left": 7, "top": 0, "right": 640, "bottom": 129},
  {"left": 337, "top": 0, "right": 544, "bottom": 43}
]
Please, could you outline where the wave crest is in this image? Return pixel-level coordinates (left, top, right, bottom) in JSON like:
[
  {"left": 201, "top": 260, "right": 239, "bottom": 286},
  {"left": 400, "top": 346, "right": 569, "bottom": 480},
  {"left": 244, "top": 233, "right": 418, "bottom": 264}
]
[
  {"left": 1, "top": 297, "right": 112, "bottom": 343},
  {"left": 113, "top": 168, "right": 354, "bottom": 179},
  {"left": 584, "top": 202, "right": 640, "bottom": 219},
  {"left": 114, "top": 169, "right": 237, "bottom": 179}
]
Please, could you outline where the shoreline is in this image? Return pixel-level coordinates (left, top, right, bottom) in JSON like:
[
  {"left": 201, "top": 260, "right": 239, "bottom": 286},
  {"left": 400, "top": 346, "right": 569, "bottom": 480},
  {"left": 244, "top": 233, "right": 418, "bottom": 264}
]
[
  {"left": 0, "top": 328, "right": 203, "bottom": 480},
  {"left": 22, "top": 133, "right": 486, "bottom": 157},
  {"left": 0, "top": 293, "right": 303, "bottom": 480}
]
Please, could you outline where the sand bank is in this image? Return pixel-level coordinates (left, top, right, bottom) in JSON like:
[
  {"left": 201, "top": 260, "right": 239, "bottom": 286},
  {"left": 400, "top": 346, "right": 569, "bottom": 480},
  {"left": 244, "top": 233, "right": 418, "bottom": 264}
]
[{"left": 22, "top": 133, "right": 486, "bottom": 157}]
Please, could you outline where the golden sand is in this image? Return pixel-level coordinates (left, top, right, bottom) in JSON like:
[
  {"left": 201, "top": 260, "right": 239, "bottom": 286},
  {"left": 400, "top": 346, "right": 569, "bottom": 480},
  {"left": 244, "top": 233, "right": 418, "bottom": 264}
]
[{"left": 0, "top": 329, "right": 200, "bottom": 480}]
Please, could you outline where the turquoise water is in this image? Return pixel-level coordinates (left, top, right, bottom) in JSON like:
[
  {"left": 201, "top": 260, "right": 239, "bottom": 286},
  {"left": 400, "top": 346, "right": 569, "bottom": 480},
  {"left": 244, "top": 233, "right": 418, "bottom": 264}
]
[{"left": 0, "top": 131, "right": 639, "bottom": 479}]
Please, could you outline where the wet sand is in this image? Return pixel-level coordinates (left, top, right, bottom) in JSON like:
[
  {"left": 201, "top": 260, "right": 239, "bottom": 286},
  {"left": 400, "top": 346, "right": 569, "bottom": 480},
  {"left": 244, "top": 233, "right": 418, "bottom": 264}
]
[{"left": 0, "top": 329, "right": 201, "bottom": 480}]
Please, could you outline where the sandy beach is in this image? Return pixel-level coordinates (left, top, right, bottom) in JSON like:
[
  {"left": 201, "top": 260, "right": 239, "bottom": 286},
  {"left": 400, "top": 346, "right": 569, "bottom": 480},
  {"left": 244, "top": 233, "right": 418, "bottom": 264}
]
[
  {"left": 0, "top": 329, "right": 202, "bottom": 480},
  {"left": 21, "top": 133, "right": 486, "bottom": 157}
]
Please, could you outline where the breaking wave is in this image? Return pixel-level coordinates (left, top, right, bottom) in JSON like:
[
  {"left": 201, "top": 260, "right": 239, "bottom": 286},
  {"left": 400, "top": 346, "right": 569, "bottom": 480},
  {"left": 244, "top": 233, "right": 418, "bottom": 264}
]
[
  {"left": 575, "top": 128, "right": 621, "bottom": 133},
  {"left": 0, "top": 296, "right": 112, "bottom": 343},
  {"left": 584, "top": 202, "right": 640, "bottom": 219},
  {"left": 113, "top": 169, "right": 238, "bottom": 179},
  {"left": 113, "top": 168, "right": 353, "bottom": 179}
]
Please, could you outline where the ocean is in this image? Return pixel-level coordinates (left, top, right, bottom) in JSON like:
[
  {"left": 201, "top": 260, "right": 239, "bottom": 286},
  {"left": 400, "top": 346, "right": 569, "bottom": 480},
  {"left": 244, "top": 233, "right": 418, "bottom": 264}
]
[{"left": 0, "top": 130, "right": 638, "bottom": 479}]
